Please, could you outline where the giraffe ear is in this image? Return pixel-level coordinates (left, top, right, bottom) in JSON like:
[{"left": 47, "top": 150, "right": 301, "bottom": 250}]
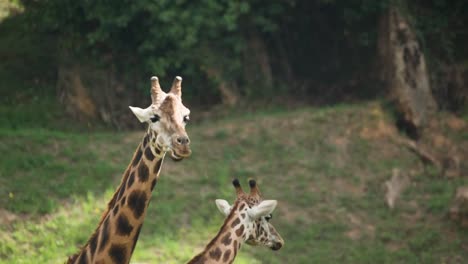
[
  {"left": 215, "top": 199, "right": 231, "bottom": 216},
  {"left": 247, "top": 200, "right": 277, "bottom": 219},
  {"left": 129, "top": 106, "right": 152, "bottom": 123}
]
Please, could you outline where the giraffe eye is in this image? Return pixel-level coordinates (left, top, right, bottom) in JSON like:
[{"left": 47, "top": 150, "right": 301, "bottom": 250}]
[
  {"left": 265, "top": 214, "right": 273, "bottom": 221},
  {"left": 150, "top": 115, "right": 160, "bottom": 123},
  {"left": 183, "top": 115, "right": 190, "bottom": 123}
]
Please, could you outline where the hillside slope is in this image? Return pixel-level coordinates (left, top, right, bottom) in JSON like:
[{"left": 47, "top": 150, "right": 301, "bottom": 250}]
[{"left": 1, "top": 102, "right": 467, "bottom": 263}]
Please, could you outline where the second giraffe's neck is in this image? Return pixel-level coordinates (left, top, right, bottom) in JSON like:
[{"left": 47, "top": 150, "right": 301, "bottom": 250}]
[
  {"left": 188, "top": 203, "right": 246, "bottom": 264},
  {"left": 68, "top": 131, "right": 166, "bottom": 264}
]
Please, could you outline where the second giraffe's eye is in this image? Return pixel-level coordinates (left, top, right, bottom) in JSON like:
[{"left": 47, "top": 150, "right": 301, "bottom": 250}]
[
  {"left": 265, "top": 214, "right": 273, "bottom": 221},
  {"left": 150, "top": 115, "right": 160, "bottom": 123},
  {"left": 183, "top": 115, "right": 190, "bottom": 123}
]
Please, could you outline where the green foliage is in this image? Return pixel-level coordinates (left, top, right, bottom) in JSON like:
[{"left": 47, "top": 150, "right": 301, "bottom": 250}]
[
  {"left": 12, "top": 0, "right": 394, "bottom": 102},
  {"left": 17, "top": 0, "right": 290, "bottom": 101},
  {"left": 0, "top": 0, "right": 464, "bottom": 108},
  {"left": 406, "top": 0, "right": 468, "bottom": 63},
  {"left": 0, "top": 0, "right": 23, "bottom": 22}
]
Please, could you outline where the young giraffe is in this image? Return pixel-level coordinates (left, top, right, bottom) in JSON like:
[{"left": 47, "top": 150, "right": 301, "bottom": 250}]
[
  {"left": 187, "top": 179, "right": 284, "bottom": 264},
  {"left": 67, "top": 76, "right": 192, "bottom": 264}
]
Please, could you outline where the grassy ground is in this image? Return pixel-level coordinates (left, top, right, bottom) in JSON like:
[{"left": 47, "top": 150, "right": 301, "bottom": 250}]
[{"left": 1, "top": 102, "right": 467, "bottom": 264}]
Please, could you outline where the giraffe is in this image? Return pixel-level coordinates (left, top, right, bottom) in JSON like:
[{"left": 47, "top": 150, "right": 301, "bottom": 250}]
[
  {"left": 187, "top": 179, "right": 284, "bottom": 264},
  {"left": 67, "top": 76, "right": 192, "bottom": 264}
]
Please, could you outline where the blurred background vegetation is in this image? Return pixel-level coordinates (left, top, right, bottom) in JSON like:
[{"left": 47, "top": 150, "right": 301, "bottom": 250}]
[
  {"left": 0, "top": 0, "right": 467, "bottom": 263},
  {"left": 1, "top": 0, "right": 466, "bottom": 129}
]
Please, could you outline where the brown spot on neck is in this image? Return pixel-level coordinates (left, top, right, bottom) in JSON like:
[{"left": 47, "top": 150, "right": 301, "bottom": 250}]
[
  {"left": 238, "top": 203, "right": 246, "bottom": 211},
  {"left": 223, "top": 249, "right": 232, "bottom": 262},
  {"left": 137, "top": 162, "right": 149, "bottom": 182},
  {"left": 144, "top": 146, "right": 155, "bottom": 161},
  {"left": 235, "top": 225, "right": 245, "bottom": 237},
  {"left": 109, "top": 244, "right": 128, "bottom": 263},
  {"left": 221, "top": 233, "right": 232, "bottom": 246},
  {"left": 142, "top": 134, "right": 149, "bottom": 148},
  {"left": 209, "top": 247, "right": 222, "bottom": 261},
  {"left": 98, "top": 217, "right": 110, "bottom": 253},
  {"left": 128, "top": 190, "right": 148, "bottom": 219},
  {"left": 132, "top": 148, "right": 142, "bottom": 167},
  {"left": 230, "top": 217, "right": 241, "bottom": 228}
]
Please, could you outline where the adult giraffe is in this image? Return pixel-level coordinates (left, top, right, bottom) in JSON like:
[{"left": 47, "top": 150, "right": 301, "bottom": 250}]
[{"left": 67, "top": 76, "right": 192, "bottom": 264}]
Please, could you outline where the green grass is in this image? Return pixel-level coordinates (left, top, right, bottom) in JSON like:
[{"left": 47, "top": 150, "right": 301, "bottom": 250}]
[{"left": 1, "top": 102, "right": 468, "bottom": 263}]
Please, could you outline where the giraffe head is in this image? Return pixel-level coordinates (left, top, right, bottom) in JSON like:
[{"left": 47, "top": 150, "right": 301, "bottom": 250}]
[
  {"left": 129, "top": 76, "right": 191, "bottom": 161},
  {"left": 216, "top": 179, "right": 284, "bottom": 251}
]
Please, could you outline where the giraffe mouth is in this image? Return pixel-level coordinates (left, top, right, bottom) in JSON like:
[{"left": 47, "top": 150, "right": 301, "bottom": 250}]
[{"left": 170, "top": 148, "right": 191, "bottom": 161}]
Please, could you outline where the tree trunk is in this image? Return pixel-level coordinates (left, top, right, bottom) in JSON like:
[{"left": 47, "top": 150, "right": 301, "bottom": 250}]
[
  {"left": 203, "top": 67, "right": 239, "bottom": 106},
  {"left": 243, "top": 30, "right": 274, "bottom": 96},
  {"left": 378, "top": 7, "right": 437, "bottom": 139},
  {"left": 57, "top": 54, "right": 144, "bottom": 129}
]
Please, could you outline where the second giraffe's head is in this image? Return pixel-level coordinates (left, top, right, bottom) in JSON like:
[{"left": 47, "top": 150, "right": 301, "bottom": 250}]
[
  {"left": 129, "top": 76, "right": 191, "bottom": 161},
  {"left": 216, "top": 179, "right": 284, "bottom": 251}
]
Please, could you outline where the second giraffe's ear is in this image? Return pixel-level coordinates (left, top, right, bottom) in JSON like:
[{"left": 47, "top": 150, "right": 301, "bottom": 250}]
[
  {"left": 129, "top": 106, "right": 152, "bottom": 123},
  {"left": 215, "top": 199, "right": 231, "bottom": 216},
  {"left": 247, "top": 200, "right": 277, "bottom": 220}
]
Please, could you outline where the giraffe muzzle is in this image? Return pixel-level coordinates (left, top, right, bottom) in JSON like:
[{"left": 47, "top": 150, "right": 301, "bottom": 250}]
[
  {"left": 271, "top": 241, "right": 283, "bottom": 251},
  {"left": 170, "top": 135, "right": 192, "bottom": 161}
]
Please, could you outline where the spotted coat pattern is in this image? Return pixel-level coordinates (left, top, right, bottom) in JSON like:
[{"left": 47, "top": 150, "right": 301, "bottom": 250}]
[
  {"left": 67, "top": 131, "right": 165, "bottom": 264},
  {"left": 187, "top": 180, "right": 284, "bottom": 264}
]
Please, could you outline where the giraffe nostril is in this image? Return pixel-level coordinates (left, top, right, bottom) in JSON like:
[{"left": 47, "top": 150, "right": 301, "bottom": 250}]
[{"left": 176, "top": 136, "right": 190, "bottom": 145}]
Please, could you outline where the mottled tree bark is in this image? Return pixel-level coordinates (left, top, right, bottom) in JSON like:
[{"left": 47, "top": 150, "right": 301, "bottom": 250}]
[
  {"left": 378, "top": 7, "right": 437, "bottom": 138},
  {"left": 57, "top": 53, "right": 144, "bottom": 129}
]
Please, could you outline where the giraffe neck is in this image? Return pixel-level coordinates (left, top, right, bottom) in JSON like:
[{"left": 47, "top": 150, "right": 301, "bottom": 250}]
[
  {"left": 187, "top": 203, "right": 248, "bottom": 264},
  {"left": 68, "top": 131, "right": 166, "bottom": 264}
]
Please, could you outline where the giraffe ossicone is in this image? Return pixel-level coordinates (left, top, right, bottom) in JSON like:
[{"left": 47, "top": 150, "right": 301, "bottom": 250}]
[
  {"left": 67, "top": 75, "right": 191, "bottom": 264},
  {"left": 187, "top": 179, "right": 284, "bottom": 264}
]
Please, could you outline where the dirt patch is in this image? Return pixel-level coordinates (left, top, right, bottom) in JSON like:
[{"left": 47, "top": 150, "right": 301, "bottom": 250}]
[
  {"left": 431, "top": 134, "right": 452, "bottom": 148},
  {"left": 333, "top": 178, "right": 365, "bottom": 197},
  {"left": 0, "top": 208, "right": 18, "bottom": 225},
  {"left": 276, "top": 202, "right": 310, "bottom": 224},
  {"left": 360, "top": 119, "right": 398, "bottom": 140},
  {"left": 446, "top": 115, "right": 466, "bottom": 131},
  {"left": 344, "top": 213, "right": 375, "bottom": 240},
  {"left": 386, "top": 242, "right": 405, "bottom": 252}
]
